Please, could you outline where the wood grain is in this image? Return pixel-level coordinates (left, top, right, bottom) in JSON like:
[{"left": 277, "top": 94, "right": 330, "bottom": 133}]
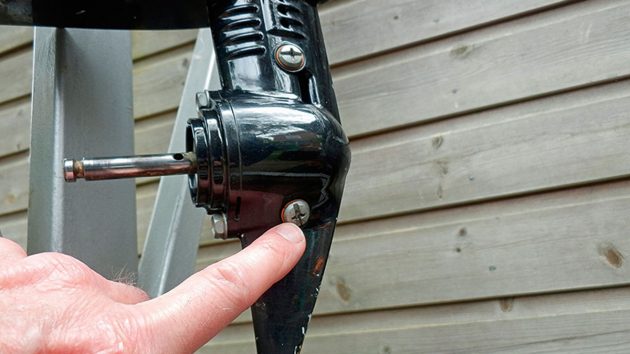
[
  {"left": 0, "top": 26, "right": 32, "bottom": 54},
  {"left": 2, "top": 1, "right": 628, "bottom": 133},
  {"left": 341, "top": 79, "right": 630, "bottom": 222},
  {"left": 0, "top": 79, "right": 181, "bottom": 163},
  {"left": 0, "top": 153, "right": 28, "bottom": 217},
  {"left": 132, "top": 47, "right": 193, "bottom": 119},
  {"left": 209, "top": 310, "right": 630, "bottom": 353},
  {"left": 201, "top": 287, "right": 630, "bottom": 353},
  {"left": 0, "top": 211, "right": 27, "bottom": 248},
  {"left": 0, "top": 43, "right": 193, "bottom": 119},
  {"left": 196, "top": 179, "right": 630, "bottom": 323},
  {"left": 107, "top": 1, "right": 630, "bottom": 137},
  {"left": 123, "top": 0, "right": 569, "bottom": 66},
  {"left": 335, "top": 0, "right": 630, "bottom": 136},
  {"left": 320, "top": 0, "right": 569, "bottom": 64},
  {"left": 0, "top": 49, "right": 31, "bottom": 105},
  {"left": 0, "top": 99, "right": 30, "bottom": 159},
  {"left": 132, "top": 30, "right": 197, "bottom": 60}
]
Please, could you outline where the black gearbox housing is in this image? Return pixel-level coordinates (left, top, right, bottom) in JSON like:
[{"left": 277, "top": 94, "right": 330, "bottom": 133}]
[
  {"left": 0, "top": 0, "right": 351, "bottom": 353},
  {"left": 185, "top": 1, "right": 351, "bottom": 352}
]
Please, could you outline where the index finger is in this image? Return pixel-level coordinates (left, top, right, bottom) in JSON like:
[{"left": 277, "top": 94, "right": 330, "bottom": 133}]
[{"left": 134, "top": 223, "right": 305, "bottom": 353}]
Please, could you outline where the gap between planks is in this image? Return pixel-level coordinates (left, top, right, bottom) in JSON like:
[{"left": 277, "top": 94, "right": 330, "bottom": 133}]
[
  {"left": 201, "top": 286, "right": 630, "bottom": 352},
  {"left": 196, "top": 177, "right": 630, "bottom": 323}
]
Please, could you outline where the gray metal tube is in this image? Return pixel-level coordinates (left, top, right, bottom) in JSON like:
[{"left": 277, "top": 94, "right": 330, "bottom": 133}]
[
  {"left": 138, "top": 29, "right": 219, "bottom": 297},
  {"left": 28, "top": 28, "right": 138, "bottom": 279},
  {"left": 63, "top": 152, "right": 197, "bottom": 182}
]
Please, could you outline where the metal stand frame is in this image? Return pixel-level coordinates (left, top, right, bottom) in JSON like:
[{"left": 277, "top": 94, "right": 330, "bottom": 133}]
[
  {"left": 28, "top": 28, "right": 218, "bottom": 288},
  {"left": 138, "top": 29, "right": 220, "bottom": 296},
  {"left": 28, "top": 28, "right": 138, "bottom": 278}
]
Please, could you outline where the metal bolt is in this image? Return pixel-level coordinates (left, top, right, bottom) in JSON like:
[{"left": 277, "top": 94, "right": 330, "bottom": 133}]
[
  {"left": 195, "top": 91, "right": 214, "bottom": 110},
  {"left": 282, "top": 199, "right": 311, "bottom": 227},
  {"left": 211, "top": 213, "right": 228, "bottom": 240},
  {"left": 275, "top": 43, "right": 305, "bottom": 72}
]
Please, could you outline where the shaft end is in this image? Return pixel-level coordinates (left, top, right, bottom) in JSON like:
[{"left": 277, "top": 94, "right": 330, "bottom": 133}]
[{"left": 63, "top": 159, "right": 78, "bottom": 182}]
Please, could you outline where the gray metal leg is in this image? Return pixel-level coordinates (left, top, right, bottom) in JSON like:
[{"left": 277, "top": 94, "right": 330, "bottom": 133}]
[
  {"left": 28, "top": 28, "right": 138, "bottom": 279},
  {"left": 138, "top": 29, "right": 220, "bottom": 296}
]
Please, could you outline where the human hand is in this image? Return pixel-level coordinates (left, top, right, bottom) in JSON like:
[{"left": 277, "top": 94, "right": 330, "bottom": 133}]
[{"left": 0, "top": 223, "right": 305, "bottom": 353}]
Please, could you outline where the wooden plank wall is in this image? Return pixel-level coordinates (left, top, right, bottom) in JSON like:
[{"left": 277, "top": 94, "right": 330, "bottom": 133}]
[{"left": 2, "top": 0, "right": 630, "bottom": 352}]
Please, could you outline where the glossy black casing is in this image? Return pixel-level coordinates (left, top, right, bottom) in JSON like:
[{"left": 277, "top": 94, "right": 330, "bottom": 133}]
[
  {"left": 184, "top": 1, "right": 351, "bottom": 353},
  {"left": 0, "top": 0, "right": 325, "bottom": 29},
  {"left": 1, "top": 0, "right": 350, "bottom": 352}
]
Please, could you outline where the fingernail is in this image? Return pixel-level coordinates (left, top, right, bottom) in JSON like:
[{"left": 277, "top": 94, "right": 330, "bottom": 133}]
[{"left": 276, "top": 223, "right": 304, "bottom": 243}]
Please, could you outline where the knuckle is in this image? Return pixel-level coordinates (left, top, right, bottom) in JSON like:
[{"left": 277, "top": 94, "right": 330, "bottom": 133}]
[
  {"left": 213, "top": 262, "right": 249, "bottom": 292},
  {"left": 205, "top": 261, "right": 252, "bottom": 305},
  {"left": 0, "top": 237, "right": 26, "bottom": 256},
  {"left": 28, "top": 252, "right": 94, "bottom": 285},
  {"left": 259, "top": 238, "right": 292, "bottom": 268},
  {"left": 260, "top": 238, "right": 286, "bottom": 257}
]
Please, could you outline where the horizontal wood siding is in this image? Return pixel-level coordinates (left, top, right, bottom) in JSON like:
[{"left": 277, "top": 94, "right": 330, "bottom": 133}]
[
  {"left": 335, "top": 0, "right": 630, "bottom": 136},
  {"left": 202, "top": 287, "right": 630, "bottom": 353},
  {"left": 1, "top": 0, "right": 630, "bottom": 352}
]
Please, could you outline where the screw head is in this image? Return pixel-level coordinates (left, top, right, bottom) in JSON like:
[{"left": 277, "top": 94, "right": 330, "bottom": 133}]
[
  {"left": 275, "top": 43, "right": 305, "bottom": 72},
  {"left": 211, "top": 213, "right": 228, "bottom": 240},
  {"left": 282, "top": 199, "right": 311, "bottom": 227}
]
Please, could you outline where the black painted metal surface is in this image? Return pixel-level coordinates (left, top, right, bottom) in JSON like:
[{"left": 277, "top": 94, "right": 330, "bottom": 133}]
[
  {"left": 186, "top": 1, "right": 350, "bottom": 352},
  {"left": 0, "top": 0, "right": 326, "bottom": 29},
  {"left": 187, "top": 94, "right": 349, "bottom": 353}
]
